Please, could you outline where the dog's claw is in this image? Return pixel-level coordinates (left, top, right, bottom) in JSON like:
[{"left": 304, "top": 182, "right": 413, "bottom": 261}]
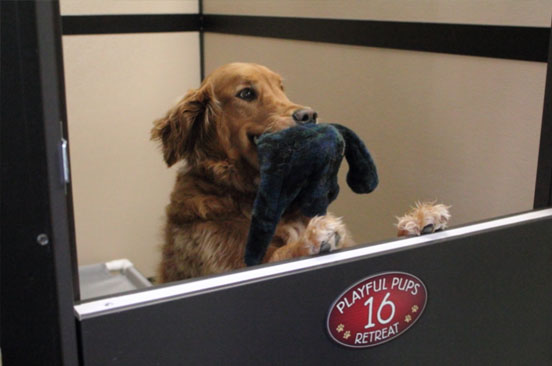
[
  {"left": 421, "top": 224, "right": 435, "bottom": 235},
  {"left": 320, "top": 241, "right": 331, "bottom": 253},
  {"left": 319, "top": 232, "right": 341, "bottom": 253},
  {"left": 334, "top": 232, "right": 341, "bottom": 247}
]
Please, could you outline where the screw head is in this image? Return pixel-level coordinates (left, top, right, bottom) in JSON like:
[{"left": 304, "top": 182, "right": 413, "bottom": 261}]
[{"left": 37, "top": 234, "right": 49, "bottom": 246}]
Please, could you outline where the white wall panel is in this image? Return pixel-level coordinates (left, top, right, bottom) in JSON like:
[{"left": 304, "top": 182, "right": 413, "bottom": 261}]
[
  {"left": 61, "top": 0, "right": 198, "bottom": 15},
  {"left": 63, "top": 32, "right": 200, "bottom": 277}
]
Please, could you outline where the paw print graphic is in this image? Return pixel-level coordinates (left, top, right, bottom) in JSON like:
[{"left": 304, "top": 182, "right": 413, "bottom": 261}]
[
  {"left": 336, "top": 324, "right": 345, "bottom": 333},
  {"left": 405, "top": 315, "right": 412, "bottom": 323},
  {"left": 343, "top": 331, "right": 351, "bottom": 339}
]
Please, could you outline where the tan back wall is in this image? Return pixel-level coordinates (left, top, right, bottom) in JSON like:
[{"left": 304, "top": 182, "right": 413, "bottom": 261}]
[
  {"left": 63, "top": 0, "right": 549, "bottom": 277},
  {"left": 204, "top": 0, "right": 552, "bottom": 26},
  {"left": 61, "top": 0, "right": 198, "bottom": 15},
  {"left": 203, "top": 1, "right": 549, "bottom": 244},
  {"left": 62, "top": 0, "right": 201, "bottom": 278}
]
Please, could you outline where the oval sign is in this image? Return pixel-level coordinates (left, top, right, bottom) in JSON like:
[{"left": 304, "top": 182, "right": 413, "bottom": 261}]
[{"left": 327, "top": 272, "right": 427, "bottom": 348}]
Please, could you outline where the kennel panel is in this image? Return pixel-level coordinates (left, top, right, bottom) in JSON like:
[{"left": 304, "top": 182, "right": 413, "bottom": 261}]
[{"left": 76, "top": 210, "right": 552, "bottom": 366}]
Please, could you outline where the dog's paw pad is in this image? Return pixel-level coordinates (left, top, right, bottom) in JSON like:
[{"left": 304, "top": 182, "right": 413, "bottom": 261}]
[
  {"left": 421, "top": 224, "right": 434, "bottom": 235},
  {"left": 304, "top": 216, "right": 345, "bottom": 255},
  {"left": 320, "top": 232, "right": 341, "bottom": 253},
  {"left": 396, "top": 202, "right": 451, "bottom": 237},
  {"left": 319, "top": 241, "right": 332, "bottom": 253}
]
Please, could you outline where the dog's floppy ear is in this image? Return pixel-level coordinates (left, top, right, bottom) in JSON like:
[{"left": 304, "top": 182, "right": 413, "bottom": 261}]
[{"left": 151, "top": 86, "right": 215, "bottom": 166}]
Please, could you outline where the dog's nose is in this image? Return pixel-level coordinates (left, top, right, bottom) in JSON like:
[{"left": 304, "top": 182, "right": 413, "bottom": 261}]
[{"left": 292, "top": 109, "right": 318, "bottom": 124}]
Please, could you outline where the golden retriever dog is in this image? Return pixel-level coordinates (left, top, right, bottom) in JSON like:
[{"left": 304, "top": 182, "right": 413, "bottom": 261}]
[{"left": 152, "top": 63, "right": 449, "bottom": 283}]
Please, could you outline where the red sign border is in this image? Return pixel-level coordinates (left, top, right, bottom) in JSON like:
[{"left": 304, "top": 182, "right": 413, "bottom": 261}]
[{"left": 326, "top": 271, "right": 428, "bottom": 349}]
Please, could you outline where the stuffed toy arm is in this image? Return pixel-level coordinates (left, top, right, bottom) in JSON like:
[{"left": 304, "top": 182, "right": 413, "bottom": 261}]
[
  {"left": 331, "top": 124, "right": 378, "bottom": 194},
  {"left": 244, "top": 123, "right": 378, "bottom": 266}
]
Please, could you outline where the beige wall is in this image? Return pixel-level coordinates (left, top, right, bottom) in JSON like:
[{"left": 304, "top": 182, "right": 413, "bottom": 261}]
[
  {"left": 61, "top": 0, "right": 198, "bottom": 15},
  {"left": 63, "top": 31, "right": 200, "bottom": 277},
  {"left": 63, "top": 0, "right": 549, "bottom": 278},
  {"left": 204, "top": 0, "right": 552, "bottom": 27},
  {"left": 203, "top": 1, "right": 548, "bottom": 244}
]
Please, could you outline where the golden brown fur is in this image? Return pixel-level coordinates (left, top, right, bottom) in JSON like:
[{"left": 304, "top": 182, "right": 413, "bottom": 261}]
[{"left": 152, "top": 63, "right": 353, "bottom": 282}]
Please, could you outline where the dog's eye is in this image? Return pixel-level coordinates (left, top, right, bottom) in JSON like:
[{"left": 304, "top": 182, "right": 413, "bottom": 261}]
[{"left": 237, "top": 88, "right": 257, "bottom": 101}]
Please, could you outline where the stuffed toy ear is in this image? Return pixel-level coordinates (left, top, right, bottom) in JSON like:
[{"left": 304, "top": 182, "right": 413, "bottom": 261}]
[{"left": 331, "top": 124, "right": 378, "bottom": 194}]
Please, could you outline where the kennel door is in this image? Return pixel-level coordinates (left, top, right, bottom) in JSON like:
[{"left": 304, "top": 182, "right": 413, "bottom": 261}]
[{"left": 75, "top": 209, "right": 552, "bottom": 366}]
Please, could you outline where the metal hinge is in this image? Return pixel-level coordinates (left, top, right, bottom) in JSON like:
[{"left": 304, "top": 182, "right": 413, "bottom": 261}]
[
  {"left": 58, "top": 120, "right": 71, "bottom": 191},
  {"left": 60, "top": 137, "right": 70, "bottom": 184}
]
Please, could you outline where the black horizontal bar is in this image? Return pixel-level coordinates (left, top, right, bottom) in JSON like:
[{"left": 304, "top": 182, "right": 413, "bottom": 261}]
[
  {"left": 62, "top": 14, "right": 201, "bottom": 35},
  {"left": 204, "top": 15, "right": 550, "bottom": 62}
]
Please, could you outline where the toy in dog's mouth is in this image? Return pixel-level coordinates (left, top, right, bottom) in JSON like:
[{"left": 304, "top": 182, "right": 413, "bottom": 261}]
[{"left": 244, "top": 122, "right": 379, "bottom": 266}]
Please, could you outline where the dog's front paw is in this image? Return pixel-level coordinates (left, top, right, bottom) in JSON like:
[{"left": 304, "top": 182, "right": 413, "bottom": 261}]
[
  {"left": 302, "top": 215, "right": 347, "bottom": 255},
  {"left": 267, "top": 214, "right": 352, "bottom": 263},
  {"left": 396, "top": 202, "right": 451, "bottom": 237}
]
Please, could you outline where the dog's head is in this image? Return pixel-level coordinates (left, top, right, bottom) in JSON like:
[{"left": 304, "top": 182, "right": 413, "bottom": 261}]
[{"left": 151, "top": 63, "right": 317, "bottom": 169}]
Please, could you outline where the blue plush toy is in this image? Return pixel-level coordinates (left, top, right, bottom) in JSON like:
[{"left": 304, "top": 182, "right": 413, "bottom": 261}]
[{"left": 244, "top": 123, "right": 378, "bottom": 266}]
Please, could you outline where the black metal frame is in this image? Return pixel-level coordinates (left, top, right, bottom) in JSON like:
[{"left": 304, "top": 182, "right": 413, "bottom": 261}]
[
  {"left": 62, "top": 14, "right": 200, "bottom": 35},
  {"left": 203, "top": 15, "right": 549, "bottom": 62},
  {"left": 60, "top": 13, "right": 549, "bottom": 63},
  {"left": 1, "top": 0, "right": 79, "bottom": 364},
  {"left": 2, "top": 1, "right": 551, "bottom": 364}
]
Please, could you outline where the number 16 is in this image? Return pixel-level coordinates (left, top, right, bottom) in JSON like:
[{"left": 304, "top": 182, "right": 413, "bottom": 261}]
[{"left": 364, "top": 292, "right": 395, "bottom": 329}]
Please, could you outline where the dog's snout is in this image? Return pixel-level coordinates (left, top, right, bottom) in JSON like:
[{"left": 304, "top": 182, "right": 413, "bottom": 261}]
[{"left": 292, "top": 109, "right": 318, "bottom": 124}]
